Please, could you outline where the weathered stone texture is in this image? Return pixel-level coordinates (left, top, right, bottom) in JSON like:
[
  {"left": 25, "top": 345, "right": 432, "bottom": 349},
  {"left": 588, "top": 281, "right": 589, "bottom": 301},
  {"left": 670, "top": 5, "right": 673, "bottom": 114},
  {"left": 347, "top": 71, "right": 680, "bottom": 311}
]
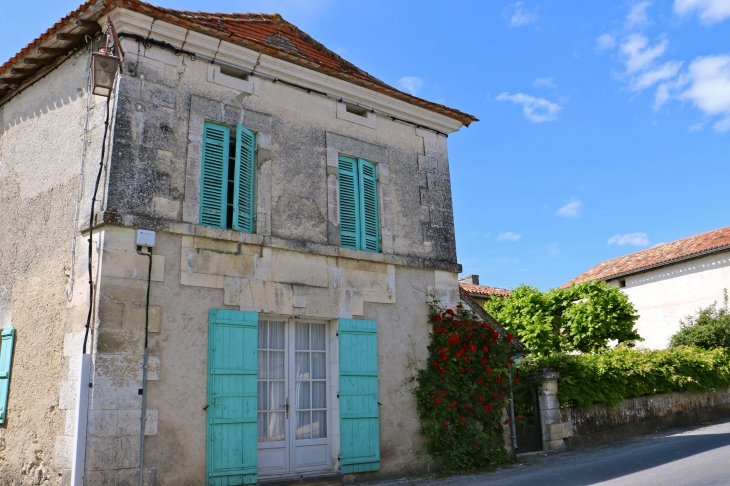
[
  {"left": 561, "top": 387, "right": 730, "bottom": 450},
  {"left": 0, "top": 52, "right": 105, "bottom": 485}
]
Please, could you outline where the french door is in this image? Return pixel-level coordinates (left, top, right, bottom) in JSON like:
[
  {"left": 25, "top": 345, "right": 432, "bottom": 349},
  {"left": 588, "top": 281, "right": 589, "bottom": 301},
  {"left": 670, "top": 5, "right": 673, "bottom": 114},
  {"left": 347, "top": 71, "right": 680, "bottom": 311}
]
[{"left": 257, "top": 319, "right": 331, "bottom": 477}]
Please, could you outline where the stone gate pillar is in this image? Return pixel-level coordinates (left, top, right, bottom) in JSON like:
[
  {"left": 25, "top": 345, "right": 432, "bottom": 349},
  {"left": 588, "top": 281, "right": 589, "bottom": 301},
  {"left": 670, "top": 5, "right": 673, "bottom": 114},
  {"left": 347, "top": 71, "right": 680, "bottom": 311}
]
[{"left": 536, "top": 368, "right": 566, "bottom": 451}]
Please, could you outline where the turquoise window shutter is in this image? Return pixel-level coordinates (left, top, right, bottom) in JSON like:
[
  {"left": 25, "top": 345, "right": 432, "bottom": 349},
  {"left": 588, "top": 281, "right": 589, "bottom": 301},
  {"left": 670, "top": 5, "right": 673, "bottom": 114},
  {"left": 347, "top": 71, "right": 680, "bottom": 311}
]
[
  {"left": 358, "top": 159, "right": 380, "bottom": 252},
  {"left": 338, "top": 319, "right": 380, "bottom": 473},
  {"left": 0, "top": 327, "right": 16, "bottom": 424},
  {"left": 232, "top": 125, "right": 256, "bottom": 233},
  {"left": 338, "top": 156, "right": 361, "bottom": 249},
  {"left": 200, "top": 122, "right": 230, "bottom": 228},
  {"left": 207, "top": 310, "right": 258, "bottom": 485}
]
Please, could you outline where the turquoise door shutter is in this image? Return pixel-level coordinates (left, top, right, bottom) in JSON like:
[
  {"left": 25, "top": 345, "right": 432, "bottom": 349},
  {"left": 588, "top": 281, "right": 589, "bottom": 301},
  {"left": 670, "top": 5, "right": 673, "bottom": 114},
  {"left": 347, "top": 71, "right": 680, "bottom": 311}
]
[
  {"left": 200, "top": 122, "right": 230, "bottom": 228},
  {"left": 358, "top": 159, "right": 380, "bottom": 252},
  {"left": 338, "top": 156, "right": 361, "bottom": 249},
  {"left": 232, "top": 125, "right": 256, "bottom": 233},
  {"left": 338, "top": 319, "right": 380, "bottom": 473},
  {"left": 0, "top": 327, "right": 16, "bottom": 424},
  {"left": 207, "top": 310, "right": 258, "bottom": 485}
]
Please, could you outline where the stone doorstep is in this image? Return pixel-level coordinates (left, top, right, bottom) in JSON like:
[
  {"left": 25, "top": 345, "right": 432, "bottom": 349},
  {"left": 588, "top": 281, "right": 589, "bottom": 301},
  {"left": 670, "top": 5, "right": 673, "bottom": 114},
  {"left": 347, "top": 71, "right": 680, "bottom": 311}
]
[{"left": 258, "top": 472, "right": 342, "bottom": 486}]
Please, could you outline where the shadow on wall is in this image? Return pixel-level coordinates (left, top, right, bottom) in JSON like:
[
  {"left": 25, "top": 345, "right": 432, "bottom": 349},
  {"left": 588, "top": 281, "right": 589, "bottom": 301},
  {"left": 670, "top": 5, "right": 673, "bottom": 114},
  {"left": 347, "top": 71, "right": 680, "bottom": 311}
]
[{"left": 1, "top": 56, "right": 90, "bottom": 133}]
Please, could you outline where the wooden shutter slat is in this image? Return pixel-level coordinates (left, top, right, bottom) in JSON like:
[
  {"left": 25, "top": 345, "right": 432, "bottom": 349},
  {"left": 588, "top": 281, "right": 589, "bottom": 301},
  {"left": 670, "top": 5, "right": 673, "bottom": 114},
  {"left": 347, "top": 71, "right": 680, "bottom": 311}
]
[
  {"left": 338, "top": 319, "right": 380, "bottom": 474},
  {"left": 338, "top": 156, "right": 360, "bottom": 249},
  {"left": 232, "top": 125, "right": 256, "bottom": 233},
  {"left": 200, "top": 122, "right": 230, "bottom": 228},
  {"left": 0, "top": 327, "right": 16, "bottom": 424},
  {"left": 358, "top": 159, "right": 380, "bottom": 252},
  {"left": 207, "top": 310, "right": 258, "bottom": 485}
]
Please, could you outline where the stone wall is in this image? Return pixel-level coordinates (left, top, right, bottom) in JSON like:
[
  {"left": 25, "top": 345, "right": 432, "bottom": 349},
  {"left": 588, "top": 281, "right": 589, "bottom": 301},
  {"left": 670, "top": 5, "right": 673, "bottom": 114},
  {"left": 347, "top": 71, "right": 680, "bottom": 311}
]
[
  {"left": 559, "top": 387, "right": 730, "bottom": 450},
  {"left": 0, "top": 50, "right": 108, "bottom": 484},
  {"left": 86, "top": 225, "right": 457, "bottom": 484},
  {"left": 104, "top": 26, "right": 459, "bottom": 268}
]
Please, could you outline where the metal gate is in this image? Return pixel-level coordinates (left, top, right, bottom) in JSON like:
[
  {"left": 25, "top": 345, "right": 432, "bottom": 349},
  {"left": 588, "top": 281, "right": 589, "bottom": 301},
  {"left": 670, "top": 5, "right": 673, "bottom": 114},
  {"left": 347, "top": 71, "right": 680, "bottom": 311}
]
[{"left": 512, "top": 378, "right": 542, "bottom": 453}]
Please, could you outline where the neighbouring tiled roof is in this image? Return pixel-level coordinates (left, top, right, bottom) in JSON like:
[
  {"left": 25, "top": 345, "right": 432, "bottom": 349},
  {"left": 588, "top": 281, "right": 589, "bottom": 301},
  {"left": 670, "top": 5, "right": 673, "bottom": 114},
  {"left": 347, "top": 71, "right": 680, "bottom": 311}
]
[
  {"left": 564, "top": 226, "right": 730, "bottom": 287},
  {"left": 460, "top": 283, "right": 512, "bottom": 298},
  {"left": 1, "top": 0, "right": 478, "bottom": 127}
]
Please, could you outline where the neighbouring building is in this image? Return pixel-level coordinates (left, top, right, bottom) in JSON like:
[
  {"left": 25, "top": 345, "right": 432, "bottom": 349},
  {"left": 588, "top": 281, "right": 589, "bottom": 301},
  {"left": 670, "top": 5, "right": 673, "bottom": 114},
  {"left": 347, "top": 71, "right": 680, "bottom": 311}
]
[
  {"left": 565, "top": 226, "right": 730, "bottom": 349},
  {"left": 458, "top": 275, "right": 511, "bottom": 309},
  {"left": 0, "top": 0, "right": 483, "bottom": 484}
]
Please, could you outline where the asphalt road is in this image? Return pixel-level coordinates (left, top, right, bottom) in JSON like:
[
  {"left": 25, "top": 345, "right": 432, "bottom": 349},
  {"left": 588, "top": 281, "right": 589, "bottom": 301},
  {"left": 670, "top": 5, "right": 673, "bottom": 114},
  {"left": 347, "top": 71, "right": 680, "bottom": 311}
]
[{"left": 370, "top": 418, "right": 730, "bottom": 486}]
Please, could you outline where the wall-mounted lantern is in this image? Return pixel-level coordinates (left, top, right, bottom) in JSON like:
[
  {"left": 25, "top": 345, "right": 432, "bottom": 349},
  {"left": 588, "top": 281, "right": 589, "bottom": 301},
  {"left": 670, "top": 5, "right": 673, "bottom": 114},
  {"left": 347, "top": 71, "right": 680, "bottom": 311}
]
[
  {"left": 91, "top": 49, "right": 119, "bottom": 97},
  {"left": 91, "top": 17, "right": 124, "bottom": 98}
]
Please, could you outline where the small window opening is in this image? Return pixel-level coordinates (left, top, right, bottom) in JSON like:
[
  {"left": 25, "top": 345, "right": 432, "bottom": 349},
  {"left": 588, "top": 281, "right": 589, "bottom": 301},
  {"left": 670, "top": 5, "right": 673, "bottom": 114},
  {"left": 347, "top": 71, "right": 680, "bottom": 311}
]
[
  {"left": 220, "top": 65, "right": 250, "bottom": 81},
  {"left": 619, "top": 279, "right": 626, "bottom": 288},
  {"left": 226, "top": 135, "right": 236, "bottom": 229},
  {"left": 344, "top": 102, "right": 368, "bottom": 117}
]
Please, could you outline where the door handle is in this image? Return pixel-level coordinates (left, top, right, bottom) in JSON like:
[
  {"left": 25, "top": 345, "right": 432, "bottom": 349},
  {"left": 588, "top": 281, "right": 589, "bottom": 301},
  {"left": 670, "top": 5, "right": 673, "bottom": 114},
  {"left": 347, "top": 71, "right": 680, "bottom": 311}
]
[{"left": 280, "top": 398, "right": 289, "bottom": 419}]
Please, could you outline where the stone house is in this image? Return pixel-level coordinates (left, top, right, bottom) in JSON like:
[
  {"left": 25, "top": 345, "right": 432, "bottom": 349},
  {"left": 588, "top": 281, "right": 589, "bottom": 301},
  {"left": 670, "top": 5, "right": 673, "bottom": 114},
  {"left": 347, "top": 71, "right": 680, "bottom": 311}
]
[
  {"left": 565, "top": 226, "right": 730, "bottom": 349},
  {"left": 0, "top": 0, "right": 479, "bottom": 484}
]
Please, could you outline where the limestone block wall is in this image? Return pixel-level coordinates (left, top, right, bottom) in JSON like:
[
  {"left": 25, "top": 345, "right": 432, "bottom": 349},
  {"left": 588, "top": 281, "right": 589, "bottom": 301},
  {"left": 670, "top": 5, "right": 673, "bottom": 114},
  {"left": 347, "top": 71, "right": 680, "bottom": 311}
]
[
  {"left": 0, "top": 48, "right": 116, "bottom": 484},
  {"left": 607, "top": 251, "right": 730, "bottom": 349},
  {"left": 87, "top": 225, "right": 458, "bottom": 484},
  {"left": 103, "top": 28, "right": 458, "bottom": 268},
  {"left": 559, "top": 387, "right": 730, "bottom": 449}
]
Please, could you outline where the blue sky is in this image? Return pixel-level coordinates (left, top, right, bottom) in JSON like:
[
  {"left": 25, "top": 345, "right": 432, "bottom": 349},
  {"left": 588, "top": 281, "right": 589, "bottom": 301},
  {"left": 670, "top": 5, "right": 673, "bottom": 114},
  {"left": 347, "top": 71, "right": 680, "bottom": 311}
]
[{"left": 2, "top": 1, "right": 728, "bottom": 290}]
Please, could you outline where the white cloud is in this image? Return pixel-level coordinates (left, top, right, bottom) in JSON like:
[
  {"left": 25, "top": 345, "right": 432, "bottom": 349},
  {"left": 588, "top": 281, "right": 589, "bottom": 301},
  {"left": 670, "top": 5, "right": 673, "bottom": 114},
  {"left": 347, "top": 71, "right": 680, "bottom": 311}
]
[
  {"left": 596, "top": 33, "right": 617, "bottom": 51},
  {"left": 496, "top": 92, "right": 562, "bottom": 122},
  {"left": 626, "top": 1, "right": 652, "bottom": 29},
  {"left": 674, "top": 0, "right": 730, "bottom": 25},
  {"left": 497, "top": 232, "right": 521, "bottom": 242},
  {"left": 505, "top": 2, "right": 537, "bottom": 27},
  {"left": 631, "top": 61, "right": 683, "bottom": 90},
  {"left": 620, "top": 34, "right": 668, "bottom": 73},
  {"left": 688, "top": 122, "right": 706, "bottom": 131},
  {"left": 608, "top": 232, "right": 650, "bottom": 246},
  {"left": 556, "top": 200, "right": 582, "bottom": 217},
  {"left": 714, "top": 116, "right": 730, "bottom": 132},
  {"left": 654, "top": 82, "right": 672, "bottom": 109},
  {"left": 398, "top": 76, "right": 423, "bottom": 95},
  {"left": 533, "top": 77, "right": 556, "bottom": 88},
  {"left": 679, "top": 54, "right": 730, "bottom": 115}
]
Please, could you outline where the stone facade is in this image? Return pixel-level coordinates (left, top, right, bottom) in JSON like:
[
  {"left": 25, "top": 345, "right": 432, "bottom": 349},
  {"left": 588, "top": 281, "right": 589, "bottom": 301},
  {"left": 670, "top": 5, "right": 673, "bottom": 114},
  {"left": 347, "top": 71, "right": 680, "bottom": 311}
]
[{"left": 0, "top": 5, "right": 469, "bottom": 485}]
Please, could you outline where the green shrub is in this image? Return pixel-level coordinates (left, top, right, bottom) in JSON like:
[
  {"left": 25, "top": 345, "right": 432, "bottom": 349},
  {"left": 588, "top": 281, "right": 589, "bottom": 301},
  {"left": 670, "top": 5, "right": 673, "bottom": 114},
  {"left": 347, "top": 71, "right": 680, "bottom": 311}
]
[
  {"left": 519, "top": 347, "right": 730, "bottom": 408},
  {"left": 485, "top": 281, "right": 641, "bottom": 356},
  {"left": 670, "top": 290, "right": 730, "bottom": 350}
]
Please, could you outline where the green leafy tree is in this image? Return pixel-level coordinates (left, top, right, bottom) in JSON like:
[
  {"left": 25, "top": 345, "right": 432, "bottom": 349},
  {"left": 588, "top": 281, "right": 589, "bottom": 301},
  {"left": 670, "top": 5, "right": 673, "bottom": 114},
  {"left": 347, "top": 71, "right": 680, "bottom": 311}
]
[
  {"left": 670, "top": 290, "right": 730, "bottom": 350},
  {"left": 484, "top": 281, "right": 641, "bottom": 356}
]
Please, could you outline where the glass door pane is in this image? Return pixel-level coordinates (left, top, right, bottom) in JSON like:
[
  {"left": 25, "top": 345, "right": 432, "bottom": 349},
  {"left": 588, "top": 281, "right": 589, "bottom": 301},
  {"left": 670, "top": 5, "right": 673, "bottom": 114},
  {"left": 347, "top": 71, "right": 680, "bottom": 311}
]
[
  {"left": 258, "top": 321, "right": 286, "bottom": 442},
  {"left": 294, "top": 323, "right": 327, "bottom": 441}
]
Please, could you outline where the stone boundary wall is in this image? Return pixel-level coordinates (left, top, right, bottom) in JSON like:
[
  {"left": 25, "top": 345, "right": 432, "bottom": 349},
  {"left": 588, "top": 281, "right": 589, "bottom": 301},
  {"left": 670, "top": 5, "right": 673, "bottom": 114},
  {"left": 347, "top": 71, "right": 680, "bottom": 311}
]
[{"left": 558, "top": 387, "right": 730, "bottom": 449}]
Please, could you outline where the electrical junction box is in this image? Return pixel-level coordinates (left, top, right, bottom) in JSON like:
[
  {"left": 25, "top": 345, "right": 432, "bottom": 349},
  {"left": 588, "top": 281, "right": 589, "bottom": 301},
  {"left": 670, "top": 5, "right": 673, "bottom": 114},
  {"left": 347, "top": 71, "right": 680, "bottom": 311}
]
[{"left": 136, "top": 229, "right": 156, "bottom": 248}]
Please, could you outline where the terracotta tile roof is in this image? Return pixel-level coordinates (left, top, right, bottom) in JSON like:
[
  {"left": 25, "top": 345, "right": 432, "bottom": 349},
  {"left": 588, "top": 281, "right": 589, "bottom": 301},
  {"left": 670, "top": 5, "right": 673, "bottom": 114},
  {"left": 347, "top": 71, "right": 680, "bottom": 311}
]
[
  {"left": 1, "top": 0, "right": 478, "bottom": 127},
  {"left": 564, "top": 226, "right": 730, "bottom": 287},
  {"left": 459, "top": 283, "right": 512, "bottom": 298}
]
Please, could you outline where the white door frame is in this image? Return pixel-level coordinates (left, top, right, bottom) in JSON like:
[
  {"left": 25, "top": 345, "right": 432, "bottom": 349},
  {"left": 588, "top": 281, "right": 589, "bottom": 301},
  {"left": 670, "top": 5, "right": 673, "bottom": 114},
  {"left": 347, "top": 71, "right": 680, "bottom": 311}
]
[{"left": 257, "top": 316, "right": 334, "bottom": 479}]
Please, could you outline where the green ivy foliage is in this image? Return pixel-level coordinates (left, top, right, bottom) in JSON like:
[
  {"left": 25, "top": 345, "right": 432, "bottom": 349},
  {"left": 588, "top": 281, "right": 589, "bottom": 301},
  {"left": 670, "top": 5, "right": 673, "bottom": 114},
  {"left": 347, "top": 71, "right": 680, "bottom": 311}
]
[
  {"left": 484, "top": 281, "right": 642, "bottom": 356},
  {"left": 520, "top": 347, "right": 730, "bottom": 408},
  {"left": 413, "top": 301, "right": 513, "bottom": 471},
  {"left": 670, "top": 290, "right": 730, "bottom": 350}
]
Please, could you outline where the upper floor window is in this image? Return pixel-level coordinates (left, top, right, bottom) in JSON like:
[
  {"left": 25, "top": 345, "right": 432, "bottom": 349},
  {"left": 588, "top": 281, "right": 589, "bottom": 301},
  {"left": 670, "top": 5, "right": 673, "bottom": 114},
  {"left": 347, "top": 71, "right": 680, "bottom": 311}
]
[
  {"left": 338, "top": 155, "right": 380, "bottom": 252},
  {"left": 200, "top": 121, "right": 256, "bottom": 232}
]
